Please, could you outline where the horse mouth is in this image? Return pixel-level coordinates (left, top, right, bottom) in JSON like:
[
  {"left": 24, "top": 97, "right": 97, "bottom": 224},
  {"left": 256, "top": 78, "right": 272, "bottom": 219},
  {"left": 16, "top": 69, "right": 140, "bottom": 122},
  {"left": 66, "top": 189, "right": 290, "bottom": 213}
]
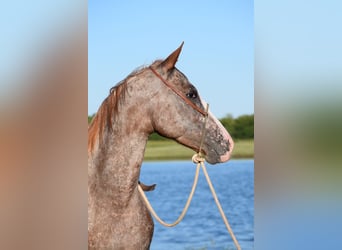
[
  {"left": 219, "top": 149, "right": 232, "bottom": 163},
  {"left": 203, "top": 137, "right": 234, "bottom": 164},
  {"left": 176, "top": 136, "right": 233, "bottom": 164}
]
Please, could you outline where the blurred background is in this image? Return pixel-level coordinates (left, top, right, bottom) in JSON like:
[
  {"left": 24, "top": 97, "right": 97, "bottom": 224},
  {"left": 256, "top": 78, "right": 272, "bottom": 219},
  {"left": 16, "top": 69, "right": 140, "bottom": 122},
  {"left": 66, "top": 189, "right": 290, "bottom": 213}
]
[
  {"left": 255, "top": 1, "right": 342, "bottom": 249},
  {"left": 0, "top": 1, "right": 87, "bottom": 249}
]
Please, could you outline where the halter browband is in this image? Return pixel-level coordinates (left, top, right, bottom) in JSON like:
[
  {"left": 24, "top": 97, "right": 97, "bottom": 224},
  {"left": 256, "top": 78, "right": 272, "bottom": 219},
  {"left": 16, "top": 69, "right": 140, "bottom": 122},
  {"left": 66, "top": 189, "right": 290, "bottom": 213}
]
[{"left": 149, "top": 66, "right": 208, "bottom": 116}]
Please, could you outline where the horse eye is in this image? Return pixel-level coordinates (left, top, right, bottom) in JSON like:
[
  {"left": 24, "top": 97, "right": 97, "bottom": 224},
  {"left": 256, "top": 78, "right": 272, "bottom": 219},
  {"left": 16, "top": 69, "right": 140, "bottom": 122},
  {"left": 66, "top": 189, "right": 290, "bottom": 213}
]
[{"left": 186, "top": 89, "right": 198, "bottom": 99}]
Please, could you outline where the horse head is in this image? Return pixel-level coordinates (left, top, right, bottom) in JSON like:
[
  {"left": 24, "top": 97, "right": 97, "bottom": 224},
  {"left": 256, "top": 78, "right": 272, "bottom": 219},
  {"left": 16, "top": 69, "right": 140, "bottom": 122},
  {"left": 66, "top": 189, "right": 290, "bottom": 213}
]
[{"left": 149, "top": 43, "right": 234, "bottom": 164}]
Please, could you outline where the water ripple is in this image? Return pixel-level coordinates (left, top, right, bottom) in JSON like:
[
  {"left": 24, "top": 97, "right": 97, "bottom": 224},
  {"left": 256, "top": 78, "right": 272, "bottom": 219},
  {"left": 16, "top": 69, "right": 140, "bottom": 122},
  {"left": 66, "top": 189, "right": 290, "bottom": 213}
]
[{"left": 140, "top": 159, "right": 254, "bottom": 250}]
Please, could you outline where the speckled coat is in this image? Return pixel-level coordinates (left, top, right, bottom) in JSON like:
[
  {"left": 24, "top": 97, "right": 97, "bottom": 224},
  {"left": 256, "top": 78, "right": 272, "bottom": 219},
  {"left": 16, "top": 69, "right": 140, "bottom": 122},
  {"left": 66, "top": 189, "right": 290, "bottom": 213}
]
[{"left": 88, "top": 43, "right": 234, "bottom": 249}]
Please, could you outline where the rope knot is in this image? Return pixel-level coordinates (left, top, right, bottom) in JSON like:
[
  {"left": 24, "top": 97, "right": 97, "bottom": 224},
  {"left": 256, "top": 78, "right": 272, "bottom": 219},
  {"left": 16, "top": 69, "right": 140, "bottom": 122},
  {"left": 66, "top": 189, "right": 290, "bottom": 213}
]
[{"left": 192, "top": 153, "right": 205, "bottom": 164}]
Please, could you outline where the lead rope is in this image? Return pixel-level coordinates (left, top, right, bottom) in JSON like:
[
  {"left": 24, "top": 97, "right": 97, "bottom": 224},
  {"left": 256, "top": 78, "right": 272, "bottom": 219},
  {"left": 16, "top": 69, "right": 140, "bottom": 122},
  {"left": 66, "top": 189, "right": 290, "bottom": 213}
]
[
  {"left": 192, "top": 154, "right": 241, "bottom": 250},
  {"left": 138, "top": 104, "right": 241, "bottom": 250}
]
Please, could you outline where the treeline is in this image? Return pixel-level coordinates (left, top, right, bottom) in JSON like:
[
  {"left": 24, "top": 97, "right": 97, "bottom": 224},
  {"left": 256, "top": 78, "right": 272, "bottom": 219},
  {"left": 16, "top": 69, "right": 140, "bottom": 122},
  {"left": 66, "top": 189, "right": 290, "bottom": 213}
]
[
  {"left": 88, "top": 114, "right": 254, "bottom": 140},
  {"left": 220, "top": 114, "right": 254, "bottom": 139},
  {"left": 88, "top": 115, "right": 93, "bottom": 124}
]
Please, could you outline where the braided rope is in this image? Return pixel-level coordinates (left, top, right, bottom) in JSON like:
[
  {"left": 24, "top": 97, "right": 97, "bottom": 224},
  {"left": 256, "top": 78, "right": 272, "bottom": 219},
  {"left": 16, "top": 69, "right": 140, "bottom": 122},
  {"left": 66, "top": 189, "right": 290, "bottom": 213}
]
[
  {"left": 138, "top": 162, "right": 200, "bottom": 227},
  {"left": 194, "top": 154, "right": 241, "bottom": 250}
]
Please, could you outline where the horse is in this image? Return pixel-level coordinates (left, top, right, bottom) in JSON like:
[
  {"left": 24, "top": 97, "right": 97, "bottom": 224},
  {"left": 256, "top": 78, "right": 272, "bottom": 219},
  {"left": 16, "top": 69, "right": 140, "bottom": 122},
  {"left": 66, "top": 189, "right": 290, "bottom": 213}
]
[{"left": 88, "top": 42, "right": 234, "bottom": 249}]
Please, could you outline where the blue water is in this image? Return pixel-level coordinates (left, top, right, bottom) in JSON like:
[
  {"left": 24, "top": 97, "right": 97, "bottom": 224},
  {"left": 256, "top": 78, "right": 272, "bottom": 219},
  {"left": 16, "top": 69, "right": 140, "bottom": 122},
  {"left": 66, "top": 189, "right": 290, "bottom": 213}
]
[{"left": 140, "top": 159, "right": 254, "bottom": 250}]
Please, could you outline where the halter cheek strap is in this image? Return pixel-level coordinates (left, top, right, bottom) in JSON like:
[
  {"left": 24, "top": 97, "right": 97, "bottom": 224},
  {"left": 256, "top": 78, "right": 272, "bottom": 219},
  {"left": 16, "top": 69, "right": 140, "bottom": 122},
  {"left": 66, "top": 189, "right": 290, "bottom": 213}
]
[{"left": 149, "top": 66, "right": 208, "bottom": 117}]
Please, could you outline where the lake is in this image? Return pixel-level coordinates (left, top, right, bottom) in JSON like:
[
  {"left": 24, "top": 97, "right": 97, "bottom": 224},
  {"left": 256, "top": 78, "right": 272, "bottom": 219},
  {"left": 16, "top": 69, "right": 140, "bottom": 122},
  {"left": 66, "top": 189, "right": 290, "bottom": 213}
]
[{"left": 140, "top": 159, "right": 254, "bottom": 250}]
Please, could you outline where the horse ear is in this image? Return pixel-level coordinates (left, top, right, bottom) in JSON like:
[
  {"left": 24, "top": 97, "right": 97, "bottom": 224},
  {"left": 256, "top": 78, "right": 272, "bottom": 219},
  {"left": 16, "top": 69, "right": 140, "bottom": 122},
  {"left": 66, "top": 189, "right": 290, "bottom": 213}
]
[{"left": 161, "top": 42, "right": 184, "bottom": 71}]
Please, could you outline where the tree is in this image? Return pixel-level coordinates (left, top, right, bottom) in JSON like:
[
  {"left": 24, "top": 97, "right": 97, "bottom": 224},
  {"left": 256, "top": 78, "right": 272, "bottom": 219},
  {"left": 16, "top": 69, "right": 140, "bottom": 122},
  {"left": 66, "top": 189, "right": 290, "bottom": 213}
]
[
  {"left": 88, "top": 114, "right": 95, "bottom": 124},
  {"left": 219, "top": 114, "right": 254, "bottom": 139},
  {"left": 232, "top": 114, "right": 254, "bottom": 139},
  {"left": 220, "top": 114, "right": 236, "bottom": 137}
]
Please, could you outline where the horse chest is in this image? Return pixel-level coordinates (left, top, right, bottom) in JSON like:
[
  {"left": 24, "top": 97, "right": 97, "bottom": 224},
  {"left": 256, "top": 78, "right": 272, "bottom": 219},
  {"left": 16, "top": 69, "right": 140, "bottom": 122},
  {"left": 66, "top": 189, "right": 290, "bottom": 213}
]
[{"left": 88, "top": 189, "right": 154, "bottom": 249}]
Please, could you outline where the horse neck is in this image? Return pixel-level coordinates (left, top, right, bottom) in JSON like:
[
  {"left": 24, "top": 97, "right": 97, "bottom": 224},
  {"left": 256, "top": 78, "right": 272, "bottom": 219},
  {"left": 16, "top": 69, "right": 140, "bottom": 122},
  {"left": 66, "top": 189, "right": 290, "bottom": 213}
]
[{"left": 89, "top": 101, "right": 151, "bottom": 208}]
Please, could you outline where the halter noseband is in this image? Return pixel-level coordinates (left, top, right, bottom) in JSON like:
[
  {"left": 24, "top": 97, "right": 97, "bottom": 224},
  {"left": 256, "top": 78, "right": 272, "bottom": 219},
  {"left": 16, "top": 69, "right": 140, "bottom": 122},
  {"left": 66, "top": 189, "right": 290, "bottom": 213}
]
[{"left": 149, "top": 66, "right": 208, "bottom": 117}]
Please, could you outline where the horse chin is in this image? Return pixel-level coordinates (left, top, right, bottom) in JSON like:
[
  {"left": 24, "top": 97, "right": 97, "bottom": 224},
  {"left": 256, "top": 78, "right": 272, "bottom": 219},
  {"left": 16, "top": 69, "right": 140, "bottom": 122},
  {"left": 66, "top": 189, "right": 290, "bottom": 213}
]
[
  {"left": 205, "top": 154, "right": 230, "bottom": 165},
  {"left": 205, "top": 147, "right": 233, "bottom": 164},
  {"left": 205, "top": 156, "right": 220, "bottom": 165},
  {"left": 175, "top": 137, "right": 231, "bottom": 165},
  {"left": 205, "top": 154, "right": 223, "bottom": 165}
]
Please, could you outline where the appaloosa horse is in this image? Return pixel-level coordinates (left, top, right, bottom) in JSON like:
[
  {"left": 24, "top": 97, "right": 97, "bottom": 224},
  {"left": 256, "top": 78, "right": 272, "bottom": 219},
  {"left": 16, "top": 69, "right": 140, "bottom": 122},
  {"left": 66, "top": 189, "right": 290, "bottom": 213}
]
[{"left": 88, "top": 43, "right": 234, "bottom": 249}]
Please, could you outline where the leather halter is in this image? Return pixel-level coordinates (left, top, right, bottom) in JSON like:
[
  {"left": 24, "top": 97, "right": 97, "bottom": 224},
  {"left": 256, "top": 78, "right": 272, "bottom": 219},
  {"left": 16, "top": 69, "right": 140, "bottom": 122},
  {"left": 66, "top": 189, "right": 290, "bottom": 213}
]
[{"left": 149, "top": 66, "right": 208, "bottom": 116}]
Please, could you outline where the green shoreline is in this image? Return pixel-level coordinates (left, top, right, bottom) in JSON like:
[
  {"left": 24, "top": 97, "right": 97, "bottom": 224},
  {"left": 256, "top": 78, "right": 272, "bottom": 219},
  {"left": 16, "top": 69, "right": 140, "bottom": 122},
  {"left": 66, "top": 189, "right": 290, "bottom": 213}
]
[{"left": 144, "top": 139, "right": 254, "bottom": 161}]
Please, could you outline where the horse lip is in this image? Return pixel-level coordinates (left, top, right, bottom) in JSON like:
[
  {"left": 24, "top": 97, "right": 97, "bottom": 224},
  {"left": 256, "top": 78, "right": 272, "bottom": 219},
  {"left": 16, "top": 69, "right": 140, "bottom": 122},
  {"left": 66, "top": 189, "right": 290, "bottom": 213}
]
[
  {"left": 177, "top": 138, "right": 228, "bottom": 163},
  {"left": 193, "top": 144, "right": 228, "bottom": 164},
  {"left": 220, "top": 151, "right": 232, "bottom": 163},
  {"left": 208, "top": 138, "right": 234, "bottom": 163}
]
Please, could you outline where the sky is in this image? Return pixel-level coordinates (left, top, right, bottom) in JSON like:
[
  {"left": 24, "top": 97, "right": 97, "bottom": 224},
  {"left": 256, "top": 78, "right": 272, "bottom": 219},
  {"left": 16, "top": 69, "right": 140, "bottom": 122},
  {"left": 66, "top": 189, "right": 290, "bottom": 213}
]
[{"left": 88, "top": 1, "right": 253, "bottom": 118}]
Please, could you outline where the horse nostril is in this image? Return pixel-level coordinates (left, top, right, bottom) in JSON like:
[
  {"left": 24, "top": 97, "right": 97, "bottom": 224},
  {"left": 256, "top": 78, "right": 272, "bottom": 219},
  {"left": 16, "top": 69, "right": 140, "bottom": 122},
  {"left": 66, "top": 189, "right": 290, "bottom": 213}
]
[{"left": 223, "top": 139, "right": 231, "bottom": 152}]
